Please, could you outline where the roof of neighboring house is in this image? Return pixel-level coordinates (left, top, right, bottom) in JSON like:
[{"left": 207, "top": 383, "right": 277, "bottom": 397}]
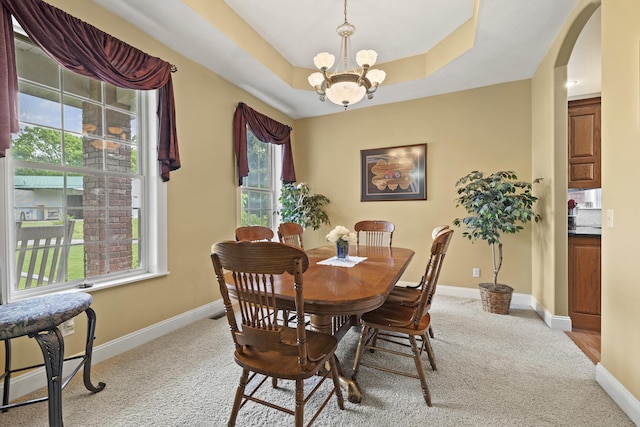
[{"left": 13, "top": 176, "right": 84, "bottom": 190}]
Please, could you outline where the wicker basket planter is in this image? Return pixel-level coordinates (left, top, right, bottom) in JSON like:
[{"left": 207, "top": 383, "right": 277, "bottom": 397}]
[{"left": 479, "top": 283, "right": 513, "bottom": 315}]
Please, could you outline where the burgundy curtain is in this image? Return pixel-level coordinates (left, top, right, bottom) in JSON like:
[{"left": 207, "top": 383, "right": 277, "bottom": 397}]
[
  {"left": 0, "top": 0, "right": 180, "bottom": 181},
  {"left": 233, "top": 102, "right": 296, "bottom": 185}
]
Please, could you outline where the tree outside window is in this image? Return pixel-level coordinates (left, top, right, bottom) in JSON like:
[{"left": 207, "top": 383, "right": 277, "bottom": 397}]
[{"left": 240, "top": 129, "right": 279, "bottom": 227}]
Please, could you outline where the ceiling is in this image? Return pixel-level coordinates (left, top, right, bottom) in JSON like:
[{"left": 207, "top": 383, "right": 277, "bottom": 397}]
[{"left": 92, "top": 0, "right": 599, "bottom": 119}]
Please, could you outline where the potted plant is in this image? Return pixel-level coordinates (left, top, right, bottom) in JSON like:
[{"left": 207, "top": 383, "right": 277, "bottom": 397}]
[
  {"left": 453, "top": 170, "right": 542, "bottom": 314},
  {"left": 277, "top": 182, "right": 331, "bottom": 230}
]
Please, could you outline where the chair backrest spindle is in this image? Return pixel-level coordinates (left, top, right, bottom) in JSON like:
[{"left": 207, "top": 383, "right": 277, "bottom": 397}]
[
  {"left": 277, "top": 222, "right": 304, "bottom": 249},
  {"left": 354, "top": 220, "right": 395, "bottom": 247},
  {"left": 410, "top": 229, "right": 454, "bottom": 328}
]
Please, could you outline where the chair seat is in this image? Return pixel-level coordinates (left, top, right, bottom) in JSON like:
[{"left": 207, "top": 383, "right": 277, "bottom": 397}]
[
  {"left": 0, "top": 293, "right": 92, "bottom": 340},
  {"left": 234, "top": 329, "right": 338, "bottom": 380},
  {"left": 361, "top": 303, "right": 431, "bottom": 335}
]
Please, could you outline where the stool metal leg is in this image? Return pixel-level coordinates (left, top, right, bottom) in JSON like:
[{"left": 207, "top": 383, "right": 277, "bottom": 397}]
[
  {"left": 82, "top": 308, "right": 105, "bottom": 393},
  {"left": 1, "top": 339, "right": 10, "bottom": 411},
  {"left": 0, "top": 307, "right": 105, "bottom": 424},
  {"left": 32, "top": 327, "right": 65, "bottom": 427}
]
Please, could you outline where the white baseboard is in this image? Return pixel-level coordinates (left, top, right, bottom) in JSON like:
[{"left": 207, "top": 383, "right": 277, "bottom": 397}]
[
  {"left": 5, "top": 299, "right": 225, "bottom": 401},
  {"left": 401, "top": 282, "right": 535, "bottom": 309},
  {"left": 415, "top": 283, "right": 569, "bottom": 329},
  {"left": 596, "top": 363, "right": 640, "bottom": 425},
  {"left": 531, "top": 296, "right": 572, "bottom": 331}
]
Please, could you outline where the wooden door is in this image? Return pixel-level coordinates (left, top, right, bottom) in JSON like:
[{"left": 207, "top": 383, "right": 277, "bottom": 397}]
[
  {"left": 568, "top": 236, "right": 601, "bottom": 331},
  {"left": 568, "top": 97, "right": 601, "bottom": 188}
]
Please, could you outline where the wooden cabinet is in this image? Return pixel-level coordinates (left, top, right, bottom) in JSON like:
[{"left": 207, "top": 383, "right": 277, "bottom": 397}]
[
  {"left": 568, "top": 97, "right": 601, "bottom": 188},
  {"left": 568, "top": 235, "right": 601, "bottom": 331}
]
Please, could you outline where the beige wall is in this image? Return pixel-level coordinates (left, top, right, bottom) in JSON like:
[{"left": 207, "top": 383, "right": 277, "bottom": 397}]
[
  {"left": 600, "top": 0, "right": 640, "bottom": 399},
  {"left": 294, "top": 81, "right": 535, "bottom": 291}
]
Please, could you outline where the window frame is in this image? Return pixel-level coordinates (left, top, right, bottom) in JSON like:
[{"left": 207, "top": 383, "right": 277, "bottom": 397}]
[{"left": 0, "top": 30, "right": 168, "bottom": 304}]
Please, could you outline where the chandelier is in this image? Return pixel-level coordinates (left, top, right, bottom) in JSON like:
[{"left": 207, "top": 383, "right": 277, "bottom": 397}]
[{"left": 307, "top": 0, "right": 386, "bottom": 109}]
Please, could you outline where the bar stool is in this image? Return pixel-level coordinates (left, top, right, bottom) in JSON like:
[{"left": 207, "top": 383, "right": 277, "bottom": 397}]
[{"left": 0, "top": 292, "right": 105, "bottom": 426}]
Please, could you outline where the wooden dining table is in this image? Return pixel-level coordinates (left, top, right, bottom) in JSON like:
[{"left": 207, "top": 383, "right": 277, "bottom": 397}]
[{"left": 257, "top": 244, "right": 415, "bottom": 403}]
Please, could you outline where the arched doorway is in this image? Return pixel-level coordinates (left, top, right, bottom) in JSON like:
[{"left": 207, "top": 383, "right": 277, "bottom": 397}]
[{"left": 557, "top": 4, "right": 602, "bottom": 363}]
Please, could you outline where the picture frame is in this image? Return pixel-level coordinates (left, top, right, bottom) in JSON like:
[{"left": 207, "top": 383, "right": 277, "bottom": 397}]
[{"left": 360, "top": 143, "right": 427, "bottom": 201}]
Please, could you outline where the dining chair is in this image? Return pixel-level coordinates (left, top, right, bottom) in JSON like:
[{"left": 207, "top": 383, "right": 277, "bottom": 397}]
[
  {"left": 351, "top": 227, "right": 454, "bottom": 407},
  {"left": 234, "top": 225, "right": 274, "bottom": 242},
  {"left": 211, "top": 241, "right": 344, "bottom": 426},
  {"left": 385, "top": 225, "right": 450, "bottom": 338},
  {"left": 354, "top": 220, "right": 395, "bottom": 247},
  {"left": 277, "top": 222, "right": 304, "bottom": 249}
]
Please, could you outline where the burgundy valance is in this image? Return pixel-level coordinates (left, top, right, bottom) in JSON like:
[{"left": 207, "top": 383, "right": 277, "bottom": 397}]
[
  {"left": 0, "top": 0, "right": 180, "bottom": 181},
  {"left": 233, "top": 102, "right": 296, "bottom": 185}
]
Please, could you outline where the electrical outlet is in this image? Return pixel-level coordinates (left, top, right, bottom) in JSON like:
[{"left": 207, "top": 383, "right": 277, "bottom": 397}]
[
  {"left": 472, "top": 268, "right": 480, "bottom": 278},
  {"left": 61, "top": 319, "right": 74, "bottom": 336}
]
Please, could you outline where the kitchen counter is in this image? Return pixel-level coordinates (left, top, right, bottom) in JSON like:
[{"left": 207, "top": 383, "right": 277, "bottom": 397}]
[{"left": 569, "top": 226, "right": 601, "bottom": 236}]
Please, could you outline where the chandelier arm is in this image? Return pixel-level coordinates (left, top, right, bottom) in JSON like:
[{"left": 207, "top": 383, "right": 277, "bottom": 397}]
[
  {"left": 322, "top": 68, "right": 332, "bottom": 88},
  {"left": 357, "top": 65, "right": 371, "bottom": 88}
]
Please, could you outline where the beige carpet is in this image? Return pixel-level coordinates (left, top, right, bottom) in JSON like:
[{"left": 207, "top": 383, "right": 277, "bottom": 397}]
[{"left": 1, "top": 296, "right": 633, "bottom": 426}]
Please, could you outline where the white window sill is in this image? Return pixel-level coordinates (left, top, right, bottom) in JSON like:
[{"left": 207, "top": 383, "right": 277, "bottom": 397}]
[
  {"left": 8, "top": 271, "right": 170, "bottom": 303},
  {"left": 75, "top": 271, "right": 170, "bottom": 293}
]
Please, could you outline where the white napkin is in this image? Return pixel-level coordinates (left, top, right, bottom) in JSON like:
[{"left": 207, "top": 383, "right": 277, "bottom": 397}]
[{"left": 317, "top": 256, "right": 367, "bottom": 268}]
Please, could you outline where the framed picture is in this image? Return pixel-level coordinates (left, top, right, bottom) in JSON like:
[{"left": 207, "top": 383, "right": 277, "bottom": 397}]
[{"left": 360, "top": 143, "right": 427, "bottom": 201}]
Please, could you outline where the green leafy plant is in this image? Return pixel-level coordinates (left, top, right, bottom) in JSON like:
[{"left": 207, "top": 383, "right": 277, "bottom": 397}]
[
  {"left": 453, "top": 170, "right": 542, "bottom": 287},
  {"left": 277, "top": 182, "right": 330, "bottom": 230}
]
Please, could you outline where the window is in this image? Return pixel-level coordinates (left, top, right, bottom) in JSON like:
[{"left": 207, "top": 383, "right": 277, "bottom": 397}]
[
  {"left": 1, "top": 32, "right": 167, "bottom": 301},
  {"left": 240, "top": 128, "right": 281, "bottom": 228}
]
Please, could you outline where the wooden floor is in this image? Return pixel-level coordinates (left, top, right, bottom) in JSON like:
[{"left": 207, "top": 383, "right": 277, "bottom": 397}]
[{"left": 566, "top": 329, "right": 601, "bottom": 364}]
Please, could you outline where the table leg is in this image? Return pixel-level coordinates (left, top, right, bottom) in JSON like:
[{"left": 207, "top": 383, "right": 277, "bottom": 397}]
[
  {"left": 310, "top": 314, "right": 363, "bottom": 403},
  {"left": 308, "top": 313, "right": 332, "bottom": 335}
]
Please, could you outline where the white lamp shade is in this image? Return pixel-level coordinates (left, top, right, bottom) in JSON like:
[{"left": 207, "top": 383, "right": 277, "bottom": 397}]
[
  {"left": 356, "top": 49, "right": 378, "bottom": 67},
  {"left": 308, "top": 72, "right": 325, "bottom": 87},
  {"left": 313, "top": 52, "right": 335, "bottom": 70},
  {"left": 325, "top": 81, "right": 366, "bottom": 106},
  {"left": 367, "top": 69, "right": 386, "bottom": 85}
]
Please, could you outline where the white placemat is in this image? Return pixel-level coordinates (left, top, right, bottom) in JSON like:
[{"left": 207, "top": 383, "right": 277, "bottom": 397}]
[{"left": 317, "top": 256, "right": 367, "bottom": 268}]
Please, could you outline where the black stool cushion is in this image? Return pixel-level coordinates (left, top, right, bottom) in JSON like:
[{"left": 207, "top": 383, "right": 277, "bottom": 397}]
[{"left": 0, "top": 293, "right": 92, "bottom": 340}]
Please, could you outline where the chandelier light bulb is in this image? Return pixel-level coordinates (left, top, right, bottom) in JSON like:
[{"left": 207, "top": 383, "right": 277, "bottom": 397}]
[
  {"left": 313, "top": 52, "right": 335, "bottom": 70},
  {"left": 366, "top": 69, "right": 386, "bottom": 85},
  {"left": 308, "top": 72, "right": 325, "bottom": 87},
  {"left": 356, "top": 50, "right": 377, "bottom": 67}
]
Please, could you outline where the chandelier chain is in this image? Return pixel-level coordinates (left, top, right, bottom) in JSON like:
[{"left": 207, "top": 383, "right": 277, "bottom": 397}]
[{"left": 344, "top": 0, "right": 348, "bottom": 24}]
